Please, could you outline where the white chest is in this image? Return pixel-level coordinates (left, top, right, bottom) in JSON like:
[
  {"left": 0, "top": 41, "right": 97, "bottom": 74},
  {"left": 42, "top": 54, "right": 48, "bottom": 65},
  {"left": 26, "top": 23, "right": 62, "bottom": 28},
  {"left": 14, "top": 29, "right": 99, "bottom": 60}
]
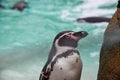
[{"left": 49, "top": 52, "right": 82, "bottom": 80}]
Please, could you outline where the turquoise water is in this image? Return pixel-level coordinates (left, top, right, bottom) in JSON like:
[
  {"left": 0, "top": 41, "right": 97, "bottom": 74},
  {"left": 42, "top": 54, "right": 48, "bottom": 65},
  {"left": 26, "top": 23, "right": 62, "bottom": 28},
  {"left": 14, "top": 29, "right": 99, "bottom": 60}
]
[{"left": 0, "top": 0, "right": 117, "bottom": 80}]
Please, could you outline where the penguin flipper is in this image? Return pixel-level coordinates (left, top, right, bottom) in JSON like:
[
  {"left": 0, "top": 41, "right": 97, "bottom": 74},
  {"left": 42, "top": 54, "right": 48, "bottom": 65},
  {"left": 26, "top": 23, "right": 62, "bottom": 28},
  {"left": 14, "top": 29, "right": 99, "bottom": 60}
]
[
  {"left": 39, "top": 61, "right": 51, "bottom": 80},
  {"left": 39, "top": 72, "right": 46, "bottom": 80},
  {"left": 39, "top": 70, "right": 50, "bottom": 80}
]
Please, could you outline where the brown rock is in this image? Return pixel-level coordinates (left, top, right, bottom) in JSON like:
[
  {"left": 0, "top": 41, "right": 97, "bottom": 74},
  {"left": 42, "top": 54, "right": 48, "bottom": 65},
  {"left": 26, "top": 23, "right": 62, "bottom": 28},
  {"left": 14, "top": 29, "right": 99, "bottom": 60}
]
[{"left": 97, "top": 1, "right": 120, "bottom": 80}]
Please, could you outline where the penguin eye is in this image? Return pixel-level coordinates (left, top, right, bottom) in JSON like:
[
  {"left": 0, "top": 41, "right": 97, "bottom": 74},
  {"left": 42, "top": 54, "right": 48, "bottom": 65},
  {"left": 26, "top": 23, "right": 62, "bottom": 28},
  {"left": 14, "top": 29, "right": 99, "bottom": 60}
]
[{"left": 65, "top": 35, "right": 71, "bottom": 38}]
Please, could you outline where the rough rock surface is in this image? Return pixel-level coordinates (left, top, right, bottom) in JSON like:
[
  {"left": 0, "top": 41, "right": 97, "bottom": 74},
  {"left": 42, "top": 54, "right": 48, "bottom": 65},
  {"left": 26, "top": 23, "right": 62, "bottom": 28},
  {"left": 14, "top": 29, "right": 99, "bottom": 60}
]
[{"left": 97, "top": 1, "right": 120, "bottom": 80}]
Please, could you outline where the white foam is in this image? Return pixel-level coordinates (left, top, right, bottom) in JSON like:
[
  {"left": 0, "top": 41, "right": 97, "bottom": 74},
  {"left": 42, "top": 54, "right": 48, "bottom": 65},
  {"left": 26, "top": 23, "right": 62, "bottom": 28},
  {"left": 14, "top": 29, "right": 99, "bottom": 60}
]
[
  {"left": 95, "top": 61, "right": 99, "bottom": 65},
  {"left": 73, "top": 0, "right": 116, "bottom": 12},
  {"left": 84, "top": 0, "right": 117, "bottom": 6},
  {"left": 93, "top": 27, "right": 106, "bottom": 36},
  {"left": 73, "top": 1, "right": 103, "bottom": 11},
  {"left": 60, "top": 0, "right": 116, "bottom": 21},
  {"left": 90, "top": 51, "right": 99, "bottom": 58},
  {"left": 81, "top": 9, "right": 115, "bottom": 17},
  {"left": 4, "top": 26, "right": 11, "bottom": 30},
  {"left": 0, "top": 46, "right": 12, "bottom": 50},
  {"left": 1, "top": 70, "right": 24, "bottom": 79},
  {"left": 0, "top": 64, "right": 41, "bottom": 80},
  {"left": 13, "top": 42, "right": 24, "bottom": 46},
  {"left": 60, "top": 10, "right": 71, "bottom": 19}
]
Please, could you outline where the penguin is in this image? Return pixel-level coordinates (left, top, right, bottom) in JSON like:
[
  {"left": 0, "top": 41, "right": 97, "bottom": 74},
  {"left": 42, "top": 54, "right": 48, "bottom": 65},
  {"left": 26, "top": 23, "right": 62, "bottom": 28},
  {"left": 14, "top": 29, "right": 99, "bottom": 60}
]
[
  {"left": 76, "top": 17, "right": 111, "bottom": 23},
  {"left": 39, "top": 30, "right": 88, "bottom": 80},
  {"left": 0, "top": 4, "right": 5, "bottom": 9},
  {"left": 11, "top": 1, "right": 28, "bottom": 11}
]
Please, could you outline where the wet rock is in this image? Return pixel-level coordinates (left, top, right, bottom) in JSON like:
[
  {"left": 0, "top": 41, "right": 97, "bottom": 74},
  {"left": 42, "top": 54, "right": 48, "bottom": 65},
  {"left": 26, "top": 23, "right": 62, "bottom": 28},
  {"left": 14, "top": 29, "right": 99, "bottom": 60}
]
[{"left": 97, "top": 1, "right": 120, "bottom": 80}]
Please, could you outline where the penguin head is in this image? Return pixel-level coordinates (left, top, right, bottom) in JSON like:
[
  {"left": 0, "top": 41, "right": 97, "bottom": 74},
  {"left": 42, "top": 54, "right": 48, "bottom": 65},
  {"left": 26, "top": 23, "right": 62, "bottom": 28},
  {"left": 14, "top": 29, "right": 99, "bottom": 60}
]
[{"left": 53, "top": 31, "right": 88, "bottom": 48}]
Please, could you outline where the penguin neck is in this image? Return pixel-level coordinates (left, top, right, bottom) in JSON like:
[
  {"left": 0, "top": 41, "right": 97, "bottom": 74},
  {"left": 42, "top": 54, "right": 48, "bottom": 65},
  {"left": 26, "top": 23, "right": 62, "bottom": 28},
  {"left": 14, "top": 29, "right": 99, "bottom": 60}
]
[
  {"left": 49, "top": 44, "right": 76, "bottom": 62},
  {"left": 56, "top": 46, "right": 76, "bottom": 55},
  {"left": 54, "top": 39, "right": 76, "bottom": 54},
  {"left": 49, "top": 45, "right": 76, "bottom": 63}
]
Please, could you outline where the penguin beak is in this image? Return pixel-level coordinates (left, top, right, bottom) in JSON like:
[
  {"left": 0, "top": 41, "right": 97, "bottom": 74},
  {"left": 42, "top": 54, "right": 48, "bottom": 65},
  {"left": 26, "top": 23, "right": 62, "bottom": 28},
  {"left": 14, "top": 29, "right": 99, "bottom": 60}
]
[{"left": 73, "top": 31, "right": 88, "bottom": 39}]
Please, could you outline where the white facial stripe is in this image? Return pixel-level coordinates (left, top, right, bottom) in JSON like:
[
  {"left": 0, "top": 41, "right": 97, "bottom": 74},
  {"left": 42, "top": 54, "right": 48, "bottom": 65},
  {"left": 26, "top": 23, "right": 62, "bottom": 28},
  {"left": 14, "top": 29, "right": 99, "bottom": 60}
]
[
  {"left": 70, "top": 34, "right": 80, "bottom": 41},
  {"left": 58, "top": 32, "right": 80, "bottom": 41},
  {"left": 55, "top": 31, "right": 81, "bottom": 49},
  {"left": 55, "top": 32, "right": 73, "bottom": 48},
  {"left": 58, "top": 32, "right": 74, "bottom": 39}
]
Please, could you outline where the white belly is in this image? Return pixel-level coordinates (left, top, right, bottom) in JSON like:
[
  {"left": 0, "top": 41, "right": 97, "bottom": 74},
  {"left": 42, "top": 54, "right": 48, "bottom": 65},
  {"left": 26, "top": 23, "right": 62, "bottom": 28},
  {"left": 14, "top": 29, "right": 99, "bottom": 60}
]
[{"left": 49, "top": 53, "right": 82, "bottom": 80}]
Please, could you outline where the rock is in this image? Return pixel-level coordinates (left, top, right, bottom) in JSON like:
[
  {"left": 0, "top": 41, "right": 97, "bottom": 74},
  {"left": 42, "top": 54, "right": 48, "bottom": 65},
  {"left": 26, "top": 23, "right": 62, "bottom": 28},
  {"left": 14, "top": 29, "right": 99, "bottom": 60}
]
[
  {"left": 11, "top": 1, "right": 28, "bottom": 11},
  {"left": 76, "top": 17, "right": 111, "bottom": 23},
  {"left": 97, "top": 1, "right": 120, "bottom": 80}
]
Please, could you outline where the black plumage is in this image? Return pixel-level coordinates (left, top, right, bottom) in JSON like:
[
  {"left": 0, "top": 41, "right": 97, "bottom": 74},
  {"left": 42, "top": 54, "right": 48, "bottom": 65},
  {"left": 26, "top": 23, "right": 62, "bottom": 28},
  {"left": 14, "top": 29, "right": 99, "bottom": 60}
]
[{"left": 39, "top": 31, "right": 88, "bottom": 80}]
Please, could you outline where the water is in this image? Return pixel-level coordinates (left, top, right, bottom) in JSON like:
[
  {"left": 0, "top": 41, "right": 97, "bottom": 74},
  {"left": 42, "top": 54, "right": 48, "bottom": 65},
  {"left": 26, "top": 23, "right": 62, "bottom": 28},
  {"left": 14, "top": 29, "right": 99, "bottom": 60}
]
[{"left": 0, "top": 0, "right": 117, "bottom": 80}]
